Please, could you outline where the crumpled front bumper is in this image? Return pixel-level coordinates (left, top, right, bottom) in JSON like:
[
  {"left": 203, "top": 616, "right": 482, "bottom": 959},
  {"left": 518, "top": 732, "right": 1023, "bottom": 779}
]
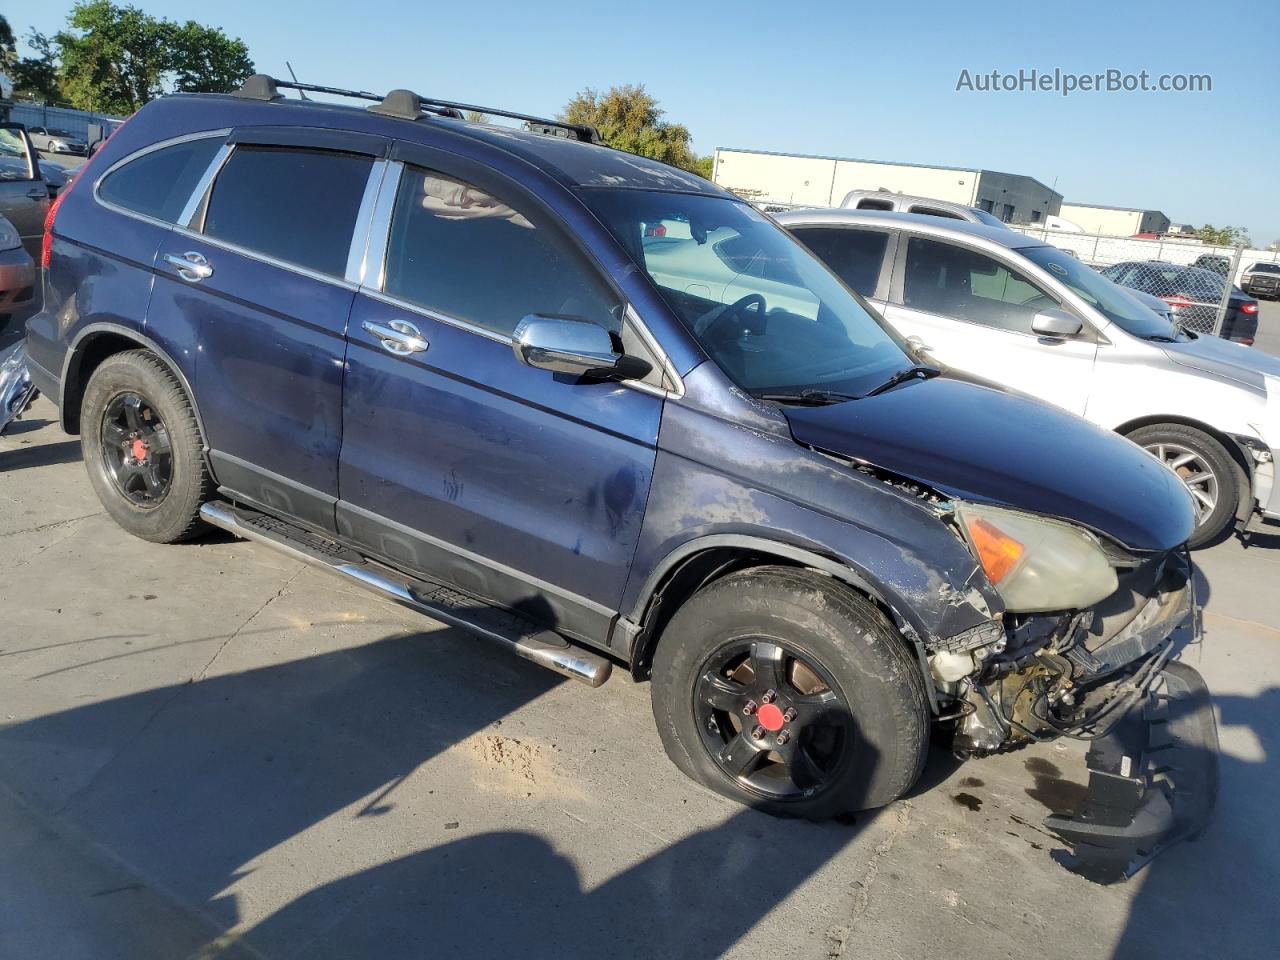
[
  {"left": 1043, "top": 562, "right": 1217, "bottom": 883},
  {"left": 1045, "top": 661, "right": 1218, "bottom": 883}
]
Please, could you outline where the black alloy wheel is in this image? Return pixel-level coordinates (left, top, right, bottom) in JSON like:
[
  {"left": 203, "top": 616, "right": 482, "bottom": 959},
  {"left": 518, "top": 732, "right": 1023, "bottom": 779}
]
[
  {"left": 695, "top": 638, "right": 853, "bottom": 801},
  {"left": 99, "top": 391, "right": 173, "bottom": 507}
]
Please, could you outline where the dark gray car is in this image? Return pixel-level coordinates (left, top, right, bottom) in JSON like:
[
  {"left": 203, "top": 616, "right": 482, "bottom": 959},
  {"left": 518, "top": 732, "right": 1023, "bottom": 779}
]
[{"left": 0, "top": 125, "right": 49, "bottom": 259}]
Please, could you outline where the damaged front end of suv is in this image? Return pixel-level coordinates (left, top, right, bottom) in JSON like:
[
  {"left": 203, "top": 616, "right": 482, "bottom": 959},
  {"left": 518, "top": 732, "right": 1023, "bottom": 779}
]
[
  {"left": 933, "top": 502, "right": 1217, "bottom": 882},
  {"left": 782, "top": 377, "right": 1218, "bottom": 884}
]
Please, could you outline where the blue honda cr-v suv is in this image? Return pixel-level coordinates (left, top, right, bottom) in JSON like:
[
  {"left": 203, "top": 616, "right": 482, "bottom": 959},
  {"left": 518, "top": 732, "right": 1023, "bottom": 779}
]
[{"left": 26, "top": 76, "right": 1215, "bottom": 876}]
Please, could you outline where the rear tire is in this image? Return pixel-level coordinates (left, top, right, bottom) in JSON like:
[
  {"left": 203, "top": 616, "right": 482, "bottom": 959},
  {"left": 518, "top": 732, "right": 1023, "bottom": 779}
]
[
  {"left": 650, "top": 566, "right": 928, "bottom": 820},
  {"left": 1127, "top": 423, "right": 1240, "bottom": 549},
  {"left": 80, "top": 350, "right": 212, "bottom": 543}
]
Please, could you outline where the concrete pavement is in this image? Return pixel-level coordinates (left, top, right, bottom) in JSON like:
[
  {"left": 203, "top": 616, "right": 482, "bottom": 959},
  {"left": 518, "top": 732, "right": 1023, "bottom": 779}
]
[{"left": 1, "top": 392, "right": 1278, "bottom": 959}]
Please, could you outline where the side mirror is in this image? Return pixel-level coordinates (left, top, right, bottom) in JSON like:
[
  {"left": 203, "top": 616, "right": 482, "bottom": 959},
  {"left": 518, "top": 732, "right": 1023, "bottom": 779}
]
[
  {"left": 512, "top": 315, "right": 627, "bottom": 378},
  {"left": 1031, "top": 308, "right": 1083, "bottom": 339},
  {"left": 905, "top": 334, "right": 933, "bottom": 357}
]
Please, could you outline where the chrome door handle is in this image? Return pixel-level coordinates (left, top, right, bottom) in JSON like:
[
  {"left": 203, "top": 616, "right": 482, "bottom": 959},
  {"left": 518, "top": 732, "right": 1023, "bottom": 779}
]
[
  {"left": 362, "top": 319, "right": 429, "bottom": 355},
  {"left": 164, "top": 251, "right": 214, "bottom": 282}
]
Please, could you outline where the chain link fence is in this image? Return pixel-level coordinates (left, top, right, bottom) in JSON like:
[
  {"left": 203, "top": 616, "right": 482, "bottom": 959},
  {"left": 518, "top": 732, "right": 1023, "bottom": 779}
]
[{"left": 1013, "top": 228, "right": 1278, "bottom": 338}]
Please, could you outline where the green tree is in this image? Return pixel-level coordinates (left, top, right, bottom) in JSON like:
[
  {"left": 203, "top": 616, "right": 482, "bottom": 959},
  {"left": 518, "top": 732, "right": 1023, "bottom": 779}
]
[
  {"left": 560, "top": 84, "right": 712, "bottom": 178},
  {"left": 13, "top": 31, "right": 64, "bottom": 103},
  {"left": 1196, "top": 224, "right": 1252, "bottom": 247},
  {"left": 54, "top": 1, "right": 252, "bottom": 114},
  {"left": 0, "top": 15, "right": 15, "bottom": 72}
]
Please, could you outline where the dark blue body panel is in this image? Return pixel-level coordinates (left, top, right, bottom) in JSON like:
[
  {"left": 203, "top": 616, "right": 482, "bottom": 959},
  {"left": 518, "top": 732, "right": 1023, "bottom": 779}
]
[
  {"left": 340, "top": 293, "right": 660, "bottom": 642},
  {"left": 621, "top": 363, "right": 1001, "bottom": 645},
  {"left": 148, "top": 233, "right": 352, "bottom": 531},
  {"left": 784, "top": 376, "right": 1196, "bottom": 552}
]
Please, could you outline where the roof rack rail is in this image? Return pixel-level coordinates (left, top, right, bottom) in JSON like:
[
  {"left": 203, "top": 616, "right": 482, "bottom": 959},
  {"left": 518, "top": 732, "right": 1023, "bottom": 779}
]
[{"left": 233, "top": 74, "right": 600, "bottom": 144}]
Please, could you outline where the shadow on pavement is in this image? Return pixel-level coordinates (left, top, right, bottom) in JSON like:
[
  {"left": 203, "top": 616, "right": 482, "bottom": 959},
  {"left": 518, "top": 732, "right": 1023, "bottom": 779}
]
[
  {"left": 1111, "top": 686, "right": 1278, "bottom": 958},
  {"left": 0, "top": 628, "right": 868, "bottom": 958},
  {"left": 0, "top": 438, "right": 82, "bottom": 471}
]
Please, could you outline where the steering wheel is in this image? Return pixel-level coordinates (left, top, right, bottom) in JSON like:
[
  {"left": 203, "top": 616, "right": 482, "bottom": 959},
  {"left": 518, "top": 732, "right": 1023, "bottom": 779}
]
[{"left": 694, "top": 293, "right": 768, "bottom": 342}]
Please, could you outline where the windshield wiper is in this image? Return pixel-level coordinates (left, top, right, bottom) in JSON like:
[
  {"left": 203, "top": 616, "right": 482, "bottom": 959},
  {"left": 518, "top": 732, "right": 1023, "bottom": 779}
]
[
  {"left": 756, "top": 389, "right": 861, "bottom": 406},
  {"left": 863, "top": 364, "right": 941, "bottom": 397}
]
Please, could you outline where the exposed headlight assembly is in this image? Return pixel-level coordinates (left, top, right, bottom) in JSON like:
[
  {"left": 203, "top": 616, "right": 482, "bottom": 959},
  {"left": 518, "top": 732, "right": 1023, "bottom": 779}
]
[
  {"left": 0, "top": 217, "right": 20, "bottom": 252},
  {"left": 956, "top": 502, "right": 1118, "bottom": 613}
]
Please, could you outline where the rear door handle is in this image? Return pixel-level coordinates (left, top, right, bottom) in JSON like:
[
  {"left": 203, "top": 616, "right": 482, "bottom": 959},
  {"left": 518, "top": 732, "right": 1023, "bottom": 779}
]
[
  {"left": 27, "top": 186, "right": 48, "bottom": 199},
  {"left": 163, "top": 251, "right": 214, "bottom": 282},
  {"left": 362, "top": 319, "right": 429, "bottom": 355}
]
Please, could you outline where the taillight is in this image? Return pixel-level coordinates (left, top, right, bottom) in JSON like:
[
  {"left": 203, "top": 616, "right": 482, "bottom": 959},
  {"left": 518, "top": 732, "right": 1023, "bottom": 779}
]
[
  {"left": 41, "top": 113, "right": 130, "bottom": 268},
  {"left": 40, "top": 188, "right": 68, "bottom": 269},
  {"left": 1160, "top": 294, "right": 1193, "bottom": 312},
  {"left": 1241, "top": 302, "right": 1258, "bottom": 314}
]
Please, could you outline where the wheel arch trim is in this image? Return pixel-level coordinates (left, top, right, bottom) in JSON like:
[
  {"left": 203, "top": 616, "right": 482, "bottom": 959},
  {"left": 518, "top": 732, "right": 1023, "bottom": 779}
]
[
  {"left": 59, "top": 323, "right": 210, "bottom": 454},
  {"left": 623, "top": 533, "right": 941, "bottom": 707}
]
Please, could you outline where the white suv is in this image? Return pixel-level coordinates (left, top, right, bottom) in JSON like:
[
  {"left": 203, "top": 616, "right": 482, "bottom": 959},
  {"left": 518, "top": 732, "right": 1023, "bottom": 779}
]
[{"left": 777, "top": 209, "right": 1280, "bottom": 546}]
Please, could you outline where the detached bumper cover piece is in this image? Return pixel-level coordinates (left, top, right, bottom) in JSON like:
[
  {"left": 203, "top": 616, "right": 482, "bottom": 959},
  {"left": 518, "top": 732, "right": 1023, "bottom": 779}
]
[
  {"left": 0, "top": 340, "right": 38, "bottom": 436},
  {"left": 1046, "top": 661, "right": 1219, "bottom": 883}
]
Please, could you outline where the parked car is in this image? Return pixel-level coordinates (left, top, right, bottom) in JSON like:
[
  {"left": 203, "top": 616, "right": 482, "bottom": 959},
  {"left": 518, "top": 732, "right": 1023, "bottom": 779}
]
[
  {"left": 0, "top": 123, "right": 49, "bottom": 259},
  {"left": 778, "top": 209, "right": 1280, "bottom": 547},
  {"left": 26, "top": 126, "right": 89, "bottom": 156},
  {"left": 1192, "top": 253, "right": 1230, "bottom": 277},
  {"left": 38, "top": 157, "right": 70, "bottom": 197},
  {"left": 27, "top": 77, "right": 1215, "bottom": 876},
  {"left": 1243, "top": 261, "right": 1280, "bottom": 300},
  {"left": 0, "top": 213, "right": 35, "bottom": 322},
  {"left": 1098, "top": 261, "right": 1258, "bottom": 344},
  {"left": 840, "top": 190, "right": 1011, "bottom": 229}
]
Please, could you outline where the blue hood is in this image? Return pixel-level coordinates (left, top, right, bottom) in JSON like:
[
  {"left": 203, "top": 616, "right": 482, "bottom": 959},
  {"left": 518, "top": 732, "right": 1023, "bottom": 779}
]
[{"left": 784, "top": 377, "right": 1195, "bottom": 552}]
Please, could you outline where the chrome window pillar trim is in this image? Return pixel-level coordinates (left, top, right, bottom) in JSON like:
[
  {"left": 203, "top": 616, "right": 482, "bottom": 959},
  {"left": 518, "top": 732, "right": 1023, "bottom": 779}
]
[
  {"left": 359, "top": 160, "right": 404, "bottom": 291},
  {"left": 91, "top": 128, "right": 232, "bottom": 223},
  {"left": 344, "top": 159, "right": 390, "bottom": 285},
  {"left": 177, "top": 142, "right": 234, "bottom": 229},
  {"left": 623, "top": 303, "right": 684, "bottom": 398}
]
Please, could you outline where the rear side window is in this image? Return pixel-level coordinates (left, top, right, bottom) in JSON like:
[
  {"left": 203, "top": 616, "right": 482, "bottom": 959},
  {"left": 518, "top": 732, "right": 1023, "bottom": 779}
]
[
  {"left": 98, "top": 137, "right": 222, "bottom": 222},
  {"left": 203, "top": 146, "right": 372, "bottom": 276},
  {"left": 791, "top": 227, "right": 889, "bottom": 297},
  {"left": 902, "top": 236, "right": 1057, "bottom": 333},
  {"left": 383, "top": 166, "right": 620, "bottom": 337}
]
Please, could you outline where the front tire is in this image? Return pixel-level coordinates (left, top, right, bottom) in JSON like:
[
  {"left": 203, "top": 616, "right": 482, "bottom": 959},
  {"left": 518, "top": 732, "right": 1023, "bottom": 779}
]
[
  {"left": 80, "top": 350, "right": 213, "bottom": 543},
  {"left": 650, "top": 566, "right": 928, "bottom": 819},
  {"left": 1127, "top": 423, "right": 1240, "bottom": 549}
]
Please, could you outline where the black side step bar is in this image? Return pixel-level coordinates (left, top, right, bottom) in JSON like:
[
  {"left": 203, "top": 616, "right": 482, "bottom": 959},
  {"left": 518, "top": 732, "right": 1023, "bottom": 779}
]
[{"left": 199, "top": 502, "right": 612, "bottom": 687}]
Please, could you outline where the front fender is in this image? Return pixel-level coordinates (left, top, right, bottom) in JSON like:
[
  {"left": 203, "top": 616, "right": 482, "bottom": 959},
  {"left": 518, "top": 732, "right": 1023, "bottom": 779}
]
[{"left": 622, "top": 387, "right": 1000, "bottom": 652}]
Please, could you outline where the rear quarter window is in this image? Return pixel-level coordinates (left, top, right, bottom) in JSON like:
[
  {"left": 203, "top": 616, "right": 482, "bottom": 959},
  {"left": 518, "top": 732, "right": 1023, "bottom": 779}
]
[{"left": 97, "top": 136, "right": 223, "bottom": 223}]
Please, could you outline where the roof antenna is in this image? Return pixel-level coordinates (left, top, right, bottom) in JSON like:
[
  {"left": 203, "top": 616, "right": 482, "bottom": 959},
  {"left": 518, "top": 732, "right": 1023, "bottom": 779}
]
[{"left": 285, "top": 61, "right": 309, "bottom": 100}]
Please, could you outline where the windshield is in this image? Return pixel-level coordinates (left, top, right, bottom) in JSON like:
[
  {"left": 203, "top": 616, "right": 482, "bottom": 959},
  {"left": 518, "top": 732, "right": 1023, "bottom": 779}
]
[
  {"left": 583, "top": 189, "right": 911, "bottom": 396},
  {"left": 1022, "top": 246, "right": 1180, "bottom": 340},
  {"left": 1251, "top": 263, "right": 1280, "bottom": 274}
]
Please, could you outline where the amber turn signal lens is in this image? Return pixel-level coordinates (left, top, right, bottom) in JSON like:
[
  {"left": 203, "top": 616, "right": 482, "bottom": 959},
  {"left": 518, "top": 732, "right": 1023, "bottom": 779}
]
[{"left": 965, "top": 517, "right": 1025, "bottom": 584}]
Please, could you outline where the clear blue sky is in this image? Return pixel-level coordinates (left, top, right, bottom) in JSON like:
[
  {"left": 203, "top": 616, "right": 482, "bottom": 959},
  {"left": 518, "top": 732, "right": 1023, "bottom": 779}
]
[{"left": 18, "top": 0, "right": 1279, "bottom": 244}]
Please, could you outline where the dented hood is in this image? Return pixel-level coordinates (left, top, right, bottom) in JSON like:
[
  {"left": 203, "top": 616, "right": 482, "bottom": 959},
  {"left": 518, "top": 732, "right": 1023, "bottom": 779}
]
[{"left": 784, "top": 376, "right": 1195, "bottom": 552}]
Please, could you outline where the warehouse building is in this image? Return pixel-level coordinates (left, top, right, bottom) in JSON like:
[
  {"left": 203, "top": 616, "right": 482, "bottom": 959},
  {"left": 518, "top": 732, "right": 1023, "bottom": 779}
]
[
  {"left": 712, "top": 147, "right": 1063, "bottom": 225},
  {"left": 1057, "top": 203, "right": 1171, "bottom": 237}
]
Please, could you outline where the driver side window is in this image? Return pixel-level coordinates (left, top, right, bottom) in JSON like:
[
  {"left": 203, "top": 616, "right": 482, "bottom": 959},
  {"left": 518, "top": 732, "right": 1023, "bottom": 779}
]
[{"left": 902, "top": 236, "right": 1059, "bottom": 335}]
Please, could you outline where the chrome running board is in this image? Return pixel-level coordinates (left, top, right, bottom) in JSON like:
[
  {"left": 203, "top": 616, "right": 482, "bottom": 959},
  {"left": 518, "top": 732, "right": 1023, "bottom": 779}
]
[{"left": 199, "top": 501, "right": 613, "bottom": 686}]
